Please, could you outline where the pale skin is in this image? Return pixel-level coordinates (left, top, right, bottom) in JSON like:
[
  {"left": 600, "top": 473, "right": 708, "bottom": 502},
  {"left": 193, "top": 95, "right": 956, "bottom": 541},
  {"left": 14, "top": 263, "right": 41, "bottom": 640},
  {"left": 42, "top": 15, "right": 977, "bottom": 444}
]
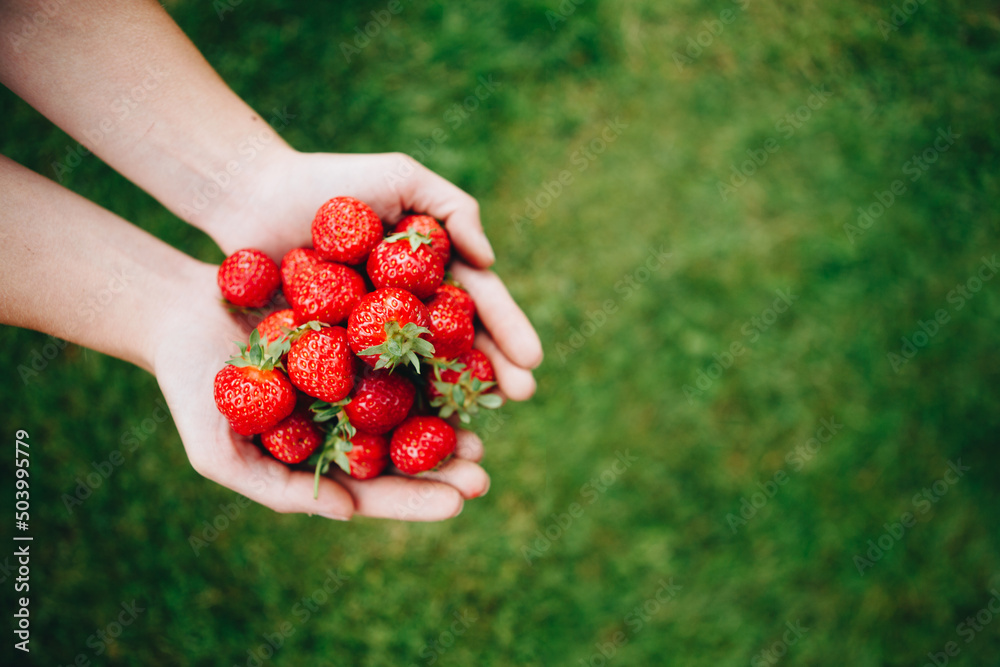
[{"left": 0, "top": 0, "right": 543, "bottom": 521}]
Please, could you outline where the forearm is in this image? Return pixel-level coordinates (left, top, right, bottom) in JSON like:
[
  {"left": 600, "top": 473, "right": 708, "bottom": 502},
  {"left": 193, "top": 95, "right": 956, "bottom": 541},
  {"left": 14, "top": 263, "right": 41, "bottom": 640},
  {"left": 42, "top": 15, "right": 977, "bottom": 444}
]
[
  {"left": 0, "top": 0, "right": 290, "bottom": 236},
  {"left": 0, "top": 155, "right": 202, "bottom": 372}
]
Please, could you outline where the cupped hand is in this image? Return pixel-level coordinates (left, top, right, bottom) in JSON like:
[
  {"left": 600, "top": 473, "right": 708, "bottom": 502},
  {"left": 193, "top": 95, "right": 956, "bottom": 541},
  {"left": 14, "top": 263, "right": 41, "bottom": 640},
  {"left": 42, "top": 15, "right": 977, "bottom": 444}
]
[
  {"left": 208, "top": 149, "right": 543, "bottom": 399},
  {"left": 151, "top": 262, "right": 491, "bottom": 521}
]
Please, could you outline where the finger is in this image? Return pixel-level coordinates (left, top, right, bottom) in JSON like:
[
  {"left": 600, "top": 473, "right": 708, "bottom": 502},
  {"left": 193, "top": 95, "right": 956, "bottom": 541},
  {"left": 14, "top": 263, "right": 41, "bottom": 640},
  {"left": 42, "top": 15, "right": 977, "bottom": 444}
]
[
  {"left": 400, "top": 458, "right": 491, "bottom": 499},
  {"left": 475, "top": 331, "right": 537, "bottom": 401},
  {"left": 329, "top": 469, "right": 464, "bottom": 521},
  {"left": 452, "top": 261, "right": 543, "bottom": 369},
  {"left": 454, "top": 428, "right": 484, "bottom": 462},
  {"left": 385, "top": 154, "right": 495, "bottom": 268},
  {"left": 189, "top": 423, "right": 356, "bottom": 520}
]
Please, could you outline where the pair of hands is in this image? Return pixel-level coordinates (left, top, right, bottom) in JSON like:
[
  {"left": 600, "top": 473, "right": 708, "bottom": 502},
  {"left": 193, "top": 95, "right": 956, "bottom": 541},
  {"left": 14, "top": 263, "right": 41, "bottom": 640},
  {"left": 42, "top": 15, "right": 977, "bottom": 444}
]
[{"left": 153, "top": 149, "right": 543, "bottom": 522}]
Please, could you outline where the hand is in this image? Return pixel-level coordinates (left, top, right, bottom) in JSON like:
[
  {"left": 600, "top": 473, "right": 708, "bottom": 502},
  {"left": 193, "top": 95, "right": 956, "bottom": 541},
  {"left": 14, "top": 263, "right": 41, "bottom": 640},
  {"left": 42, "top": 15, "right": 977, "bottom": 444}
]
[
  {"left": 207, "top": 148, "right": 543, "bottom": 401},
  {"left": 152, "top": 262, "right": 493, "bottom": 521}
]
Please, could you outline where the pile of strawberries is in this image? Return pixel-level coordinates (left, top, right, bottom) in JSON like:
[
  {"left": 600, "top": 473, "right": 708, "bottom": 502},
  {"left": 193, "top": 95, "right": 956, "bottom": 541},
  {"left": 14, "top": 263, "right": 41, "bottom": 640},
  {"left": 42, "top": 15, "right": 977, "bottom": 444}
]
[{"left": 212, "top": 197, "right": 502, "bottom": 496}]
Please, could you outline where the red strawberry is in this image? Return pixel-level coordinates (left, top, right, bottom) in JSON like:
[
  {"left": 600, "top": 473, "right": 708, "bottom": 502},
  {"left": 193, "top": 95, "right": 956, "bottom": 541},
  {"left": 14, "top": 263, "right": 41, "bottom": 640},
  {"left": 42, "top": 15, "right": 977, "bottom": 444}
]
[
  {"left": 307, "top": 402, "right": 388, "bottom": 489},
  {"left": 218, "top": 248, "right": 281, "bottom": 308},
  {"left": 429, "top": 349, "right": 502, "bottom": 423},
  {"left": 312, "top": 196, "right": 383, "bottom": 265},
  {"left": 454, "top": 349, "right": 496, "bottom": 384},
  {"left": 280, "top": 248, "right": 323, "bottom": 293},
  {"left": 288, "top": 262, "right": 366, "bottom": 325},
  {"left": 343, "top": 431, "right": 390, "bottom": 480},
  {"left": 348, "top": 287, "right": 434, "bottom": 371},
  {"left": 213, "top": 330, "right": 296, "bottom": 436},
  {"left": 307, "top": 425, "right": 389, "bottom": 491},
  {"left": 261, "top": 409, "right": 323, "bottom": 463},
  {"left": 390, "top": 416, "right": 456, "bottom": 474},
  {"left": 287, "top": 326, "right": 356, "bottom": 402},
  {"left": 366, "top": 229, "right": 445, "bottom": 299},
  {"left": 426, "top": 295, "right": 475, "bottom": 361},
  {"left": 429, "top": 283, "right": 476, "bottom": 320},
  {"left": 255, "top": 308, "right": 298, "bottom": 344},
  {"left": 394, "top": 214, "right": 451, "bottom": 264},
  {"left": 343, "top": 369, "right": 415, "bottom": 434}
]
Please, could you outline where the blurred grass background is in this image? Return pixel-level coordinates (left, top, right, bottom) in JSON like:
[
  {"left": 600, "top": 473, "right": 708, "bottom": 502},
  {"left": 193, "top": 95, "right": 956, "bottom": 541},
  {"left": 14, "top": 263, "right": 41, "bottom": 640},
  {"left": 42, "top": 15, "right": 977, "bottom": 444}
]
[{"left": 2, "top": 0, "right": 1000, "bottom": 665}]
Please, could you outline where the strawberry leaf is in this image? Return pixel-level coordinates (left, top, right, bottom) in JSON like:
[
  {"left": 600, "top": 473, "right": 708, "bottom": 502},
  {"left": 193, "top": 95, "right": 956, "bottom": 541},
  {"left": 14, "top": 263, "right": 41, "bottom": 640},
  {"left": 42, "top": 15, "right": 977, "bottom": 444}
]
[
  {"left": 309, "top": 429, "right": 356, "bottom": 498},
  {"left": 477, "top": 393, "right": 504, "bottom": 409},
  {"left": 359, "top": 321, "right": 435, "bottom": 372},
  {"left": 310, "top": 399, "right": 349, "bottom": 423},
  {"left": 384, "top": 229, "right": 433, "bottom": 252}
]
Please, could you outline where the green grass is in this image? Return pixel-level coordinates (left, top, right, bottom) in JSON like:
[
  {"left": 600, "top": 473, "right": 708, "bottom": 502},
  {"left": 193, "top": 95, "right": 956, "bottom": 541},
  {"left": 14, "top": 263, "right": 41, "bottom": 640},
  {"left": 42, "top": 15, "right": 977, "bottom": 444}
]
[{"left": 2, "top": 0, "right": 1000, "bottom": 665}]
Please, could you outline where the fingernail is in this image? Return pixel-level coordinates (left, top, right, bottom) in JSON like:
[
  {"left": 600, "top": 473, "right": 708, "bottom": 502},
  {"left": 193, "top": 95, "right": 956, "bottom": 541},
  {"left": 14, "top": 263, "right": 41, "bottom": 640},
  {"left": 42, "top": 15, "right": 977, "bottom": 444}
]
[
  {"left": 482, "top": 239, "right": 496, "bottom": 264},
  {"left": 319, "top": 513, "right": 351, "bottom": 522}
]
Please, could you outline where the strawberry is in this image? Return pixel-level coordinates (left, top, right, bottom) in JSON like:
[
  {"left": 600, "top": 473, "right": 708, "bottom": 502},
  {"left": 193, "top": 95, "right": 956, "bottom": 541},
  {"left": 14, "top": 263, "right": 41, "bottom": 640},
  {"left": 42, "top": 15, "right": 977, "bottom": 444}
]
[
  {"left": 390, "top": 416, "right": 456, "bottom": 474},
  {"left": 218, "top": 248, "right": 281, "bottom": 308},
  {"left": 426, "top": 295, "right": 475, "bottom": 361},
  {"left": 343, "top": 369, "right": 416, "bottom": 434},
  {"left": 213, "top": 329, "right": 296, "bottom": 436},
  {"left": 255, "top": 308, "right": 298, "bottom": 345},
  {"left": 429, "top": 283, "right": 476, "bottom": 320},
  {"left": 308, "top": 404, "right": 388, "bottom": 489},
  {"left": 348, "top": 287, "right": 435, "bottom": 371},
  {"left": 366, "top": 229, "right": 445, "bottom": 299},
  {"left": 261, "top": 409, "right": 323, "bottom": 464},
  {"left": 312, "top": 196, "right": 384, "bottom": 265},
  {"left": 288, "top": 262, "right": 367, "bottom": 326},
  {"left": 280, "top": 248, "right": 323, "bottom": 293},
  {"left": 394, "top": 214, "right": 451, "bottom": 264},
  {"left": 343, "top": 431, "right": 390, "bottom": 480},
  {"left": 287, "top": 326, "right": 356, "bottom": 402},
  {"left": 429, "top": 349, "right": 502, "bottom": 423}
]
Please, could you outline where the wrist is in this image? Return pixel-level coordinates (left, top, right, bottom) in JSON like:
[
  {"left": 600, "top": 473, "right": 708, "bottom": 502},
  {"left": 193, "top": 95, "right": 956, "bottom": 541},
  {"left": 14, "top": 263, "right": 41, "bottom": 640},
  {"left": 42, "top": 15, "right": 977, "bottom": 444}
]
[
  {"left": 111, "top": 247, "right": 217, "bottom": 375},
  {"left": 144, "top": 258, "right": 227, "bottom": 374},
  {"left": 194, "top": 144, "right": 309, "bottom": 257}
]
